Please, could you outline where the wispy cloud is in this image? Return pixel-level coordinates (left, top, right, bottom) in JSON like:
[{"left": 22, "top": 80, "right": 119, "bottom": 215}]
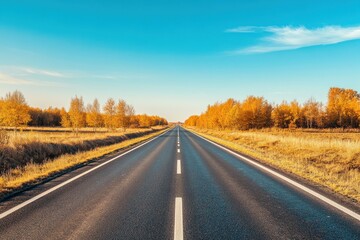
[
  {"left": 0, "top": 66, "right": 66, "bottom": 78},
  {"left": 226, "top": 26, "right": 267, "bottom": 33},
  {"left": 69, "top": 72, "right": 151, "bottom": 81},
  {"left": 0, "top": 65, "right": 149, "bottom": 84},
  {"left": 226, "top": 25, "right": 360, "bottom": 53},
  {"left": 21, "top": 67, "right": 65, "bottom": 77},
  {"left": 0, "top": 72, "right": 33, "bottom": 85},
  {"left": 0, "top": 72, "right": 59, "bottom": 86},
  {"left": 1, "top": 66, "right": 120, "bottom": 80},
  {"left": 89, "top": 75, "right": 117, "bottom": 80},
  {"left": 88, "top": 74, "right": 149, "bottom": 80}
]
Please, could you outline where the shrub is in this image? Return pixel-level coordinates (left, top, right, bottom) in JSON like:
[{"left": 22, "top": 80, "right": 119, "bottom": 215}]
[{"left": 0, "top": 130, "right": 10, "bottom": 146}]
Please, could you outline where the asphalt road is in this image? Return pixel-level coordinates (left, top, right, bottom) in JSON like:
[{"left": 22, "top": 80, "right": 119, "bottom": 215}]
[{"left": 0, "top": 126, "right": 359, "bottom": 239}]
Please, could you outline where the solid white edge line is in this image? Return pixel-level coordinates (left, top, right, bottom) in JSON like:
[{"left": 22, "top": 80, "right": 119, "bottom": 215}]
[
  {"left": 177, "top": 160, "right": 181, "bottom": 174},
  {"left": 174, "top": 197, "right": 184, "bottom": 240},
  {"left": 0, "top": 128, "right": 173, "bottom": 220},
  {"left": 186, "top": 128, "right": 360, "bottom": 222}
]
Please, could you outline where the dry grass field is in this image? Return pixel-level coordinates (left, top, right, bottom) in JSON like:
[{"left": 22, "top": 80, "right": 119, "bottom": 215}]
[
  {"left": 0, "top": 126, "right": 168, "bottom": 196},
  {"left": 3, "top": 127, "right": 160, "bottom": 144},
  {"left": 186, "top": 127, "right": 360, "bottom": 203},
  {"left": 0, "top": 127, "right": 165, "bottom": 171}
]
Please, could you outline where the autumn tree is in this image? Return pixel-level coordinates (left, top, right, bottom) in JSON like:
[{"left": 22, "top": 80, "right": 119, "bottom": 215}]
[
  {"left": 138, "top": 114, "right": 151, "bottom": 128},
  {"left": 196, "top": 114, "right": 207, "bottom": 129},
  {"left": 28, "top": 107, "right": 43, "bottom": 126},
  {"left": 185, "top": 97, "right": 271, "bottom": 130},
  {"left": 68, "top": 96, "right": 86, "bottom": 134},
  {"left": 126, "top": 104, "right": 135, "bottom": 127},
  {"left": 103, "top": 98, "right": 117, "bottom": 131},
  {"left": 184, "top": 115, "right": 199, "bottom": 127},
  {"left": 30, "top": 107, "right": 62, "bottom": 127},
  {"left": 115, "top": 100, "right": 127, "bottom": 130},
  {"left": 208, "top": 103, "right": 222, "bottom": 129},
  {"left": 185, "top": 87, "right": 360, "bottom": 130},
  {"left": 289, "top": 100, "right": 302, "bottom": 128},
  {"left": 0, "top": 90, "right": 31, "bottom": 131},
  {"left": 353, "top": 98, "right": 360, "bottom": 127},
  {"left": 44, "top": 107, "right": 62, "bottom": 126},
  {"left": 240, "top": 96, "right": 272, "bottom": 129},
  {"left": 132, "top": 114, "right": 167, "bottom": 128},
  {"left": 150, "top": 115, "right": 167, "bottom": 126},
  {"left": 86, "top": 99, "right": 103, "bottom": 132},
  {"left": 272, "top": 101, "right": 292, "bottom": 128},
  {"left": 326, "top": 87, "right": 360, "bottom": 128},
  {"left": 60, "top": 108, "right": 71, "bottom": 128},
  {"left": 199, "top": 99, "right": 243, "bottom": 130},
  {"left": 219, "top": 99, "right": 241, "bottom": 129},
  {"left": 302, "top": 98, "right": 323, "bottom": 128}
]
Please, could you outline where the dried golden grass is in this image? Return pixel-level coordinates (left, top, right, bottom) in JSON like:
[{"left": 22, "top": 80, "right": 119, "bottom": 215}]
[
  {"left": 0, "top": 127, "right": 163, "bottom": 173},
  {"left": 6, "top": 127, "right": 155, "bottom": 146},
  {"left": 0, "top": 128, "right": 168, "bottom": 194},
  {"left": 187, "top": 127, "right": 360, "bottom": 202}
]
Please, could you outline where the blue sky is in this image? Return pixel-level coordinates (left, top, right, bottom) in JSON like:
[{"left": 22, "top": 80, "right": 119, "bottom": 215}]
[{"left": 0, "top": 0, "right": 360, "bottom": 122}]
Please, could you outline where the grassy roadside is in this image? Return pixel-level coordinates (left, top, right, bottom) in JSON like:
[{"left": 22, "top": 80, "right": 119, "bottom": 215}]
[
  {"left": 184, "top": 127, "right": 360, "bottom": 203},
  {"left": 0, "top": 127, "right": 162, "bottom": 173},
  {"left": 0, "top": 127, "right": 170, "bottom": 198}
]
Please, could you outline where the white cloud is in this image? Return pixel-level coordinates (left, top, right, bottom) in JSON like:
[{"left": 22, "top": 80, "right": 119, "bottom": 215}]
[
  {"left": 0, "top": 72, "right": 60, "bottom": 86},
  {"left": 0, "top": 66, "right": 66, "bottom": 78},
  {"left": 225, "top": 26, "right": 265, "bottom": 33},
  {"left": 226, "top": 25, "right": 360, "bottom": 53},
  {"left": 0, "top": 65, "right": 147, "bottom": 83},
  {"left": 0, "top": 72, "right": 34, "bottom": 85},
  {"left": 22, "top": 67, "right": 65, "bottom": 77}
]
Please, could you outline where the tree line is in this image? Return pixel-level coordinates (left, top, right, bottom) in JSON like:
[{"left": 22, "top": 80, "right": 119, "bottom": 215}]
[
  {"left": 185, "top": 87, "right": 360, "bottom": 130},
  {"left": 0, "top": 91, "right": 168, "bottom": 131}
]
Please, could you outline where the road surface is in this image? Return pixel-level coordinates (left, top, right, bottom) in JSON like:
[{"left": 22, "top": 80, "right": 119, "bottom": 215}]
[{"left": 0, "top": 126, "right": 359, "bottom": 239}]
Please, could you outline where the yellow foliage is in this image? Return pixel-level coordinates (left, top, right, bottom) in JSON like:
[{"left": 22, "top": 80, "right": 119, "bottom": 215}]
[
  {"left": 185, "top": 87, "right": 360, "bottom": 129},
  {"left": 0, "top": 91, "right": 31, "bottom": 129}
]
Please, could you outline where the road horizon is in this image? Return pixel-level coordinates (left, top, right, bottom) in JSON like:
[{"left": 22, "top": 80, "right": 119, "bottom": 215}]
[{"left": 0, "top": 126, "right": 359, "bottom": 239}]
